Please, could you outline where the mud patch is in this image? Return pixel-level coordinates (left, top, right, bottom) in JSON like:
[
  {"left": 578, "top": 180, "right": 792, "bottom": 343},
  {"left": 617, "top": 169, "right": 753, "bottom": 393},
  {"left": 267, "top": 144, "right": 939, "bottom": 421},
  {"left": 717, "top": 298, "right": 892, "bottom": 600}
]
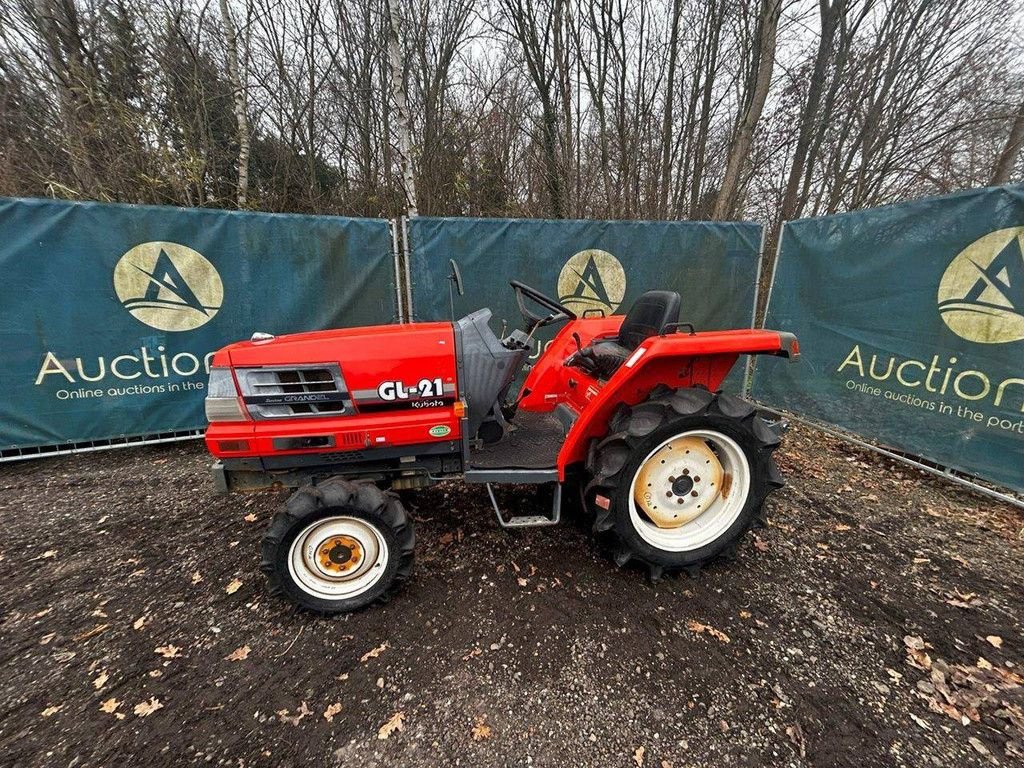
[{"left": 0, "top": 424, "right": 1021, "bottom": 767}]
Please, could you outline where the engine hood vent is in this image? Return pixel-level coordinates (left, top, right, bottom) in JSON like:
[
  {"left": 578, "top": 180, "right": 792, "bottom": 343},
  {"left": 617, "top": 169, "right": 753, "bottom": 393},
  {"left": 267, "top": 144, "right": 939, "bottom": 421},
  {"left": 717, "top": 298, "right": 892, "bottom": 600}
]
[{"left": 236, "top": 364, "right": 352, "bottom": 419}]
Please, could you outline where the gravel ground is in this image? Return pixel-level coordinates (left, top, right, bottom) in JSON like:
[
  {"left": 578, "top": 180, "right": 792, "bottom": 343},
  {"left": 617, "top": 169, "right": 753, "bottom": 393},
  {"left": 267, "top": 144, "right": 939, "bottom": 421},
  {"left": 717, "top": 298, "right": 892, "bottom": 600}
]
[{"left": 0, "top": 424, "right": 1021, "bottom": 768}]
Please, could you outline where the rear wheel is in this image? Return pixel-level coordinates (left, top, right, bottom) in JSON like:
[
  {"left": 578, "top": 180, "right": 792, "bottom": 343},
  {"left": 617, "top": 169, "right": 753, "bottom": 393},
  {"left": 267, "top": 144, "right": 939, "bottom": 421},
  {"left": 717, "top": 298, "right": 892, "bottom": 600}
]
[
  {"left": 585, "top": 386, "right": 783, "bottom": 581},
  {"left": 262, "top": 478, "right": 415, "bottom": 614}
]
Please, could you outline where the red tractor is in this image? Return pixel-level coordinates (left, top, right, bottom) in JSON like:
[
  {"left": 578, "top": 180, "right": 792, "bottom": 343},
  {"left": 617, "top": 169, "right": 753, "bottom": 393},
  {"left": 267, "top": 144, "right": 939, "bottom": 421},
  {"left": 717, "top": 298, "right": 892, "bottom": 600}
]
[{"left": 205, "top": 273, "right": 798, "bottom": 613}]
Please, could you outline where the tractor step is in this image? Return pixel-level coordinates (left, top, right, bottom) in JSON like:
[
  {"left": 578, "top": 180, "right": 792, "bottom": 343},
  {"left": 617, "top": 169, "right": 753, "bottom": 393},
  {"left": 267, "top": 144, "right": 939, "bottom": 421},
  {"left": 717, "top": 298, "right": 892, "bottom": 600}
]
[{"left": 485, "top": 482, "right": 562, "bottom": 528}]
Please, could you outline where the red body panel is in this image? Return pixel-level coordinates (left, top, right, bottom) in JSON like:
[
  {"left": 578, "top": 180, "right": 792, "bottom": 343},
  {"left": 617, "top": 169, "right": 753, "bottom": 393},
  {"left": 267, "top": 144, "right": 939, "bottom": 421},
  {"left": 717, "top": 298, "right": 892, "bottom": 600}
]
[
  {"left": 206, "top": 323, "right": 462, "bottom": 459},
  {"left": 518, "top": 319, "right": 794, "bottom": 480}
]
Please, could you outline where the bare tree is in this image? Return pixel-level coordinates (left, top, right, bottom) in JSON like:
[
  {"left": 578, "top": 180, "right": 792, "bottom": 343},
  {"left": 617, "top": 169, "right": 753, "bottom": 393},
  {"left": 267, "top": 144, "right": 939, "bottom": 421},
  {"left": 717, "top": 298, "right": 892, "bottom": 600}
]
[
  {"left": 713, "top": 0, "right": 781, "bottom": 220},
  {"left": 385, "top": 0, "right": 418, "bottom": 215},
  {"left": 218, "top": 0, "right": 250, "bottom": 207},
  {"left": 0, "top": 0, "right": 1020, "bottom": 221},
  {"left": 991, "top": 96, "right": 1024, "bottom": 185}
]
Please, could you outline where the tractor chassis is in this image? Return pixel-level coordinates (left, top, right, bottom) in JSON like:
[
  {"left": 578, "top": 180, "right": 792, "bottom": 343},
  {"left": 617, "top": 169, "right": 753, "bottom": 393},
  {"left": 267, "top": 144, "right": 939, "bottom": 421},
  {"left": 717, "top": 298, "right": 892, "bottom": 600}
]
[{"left": 212, "top": 407, "right": 572, "bottom": 527}]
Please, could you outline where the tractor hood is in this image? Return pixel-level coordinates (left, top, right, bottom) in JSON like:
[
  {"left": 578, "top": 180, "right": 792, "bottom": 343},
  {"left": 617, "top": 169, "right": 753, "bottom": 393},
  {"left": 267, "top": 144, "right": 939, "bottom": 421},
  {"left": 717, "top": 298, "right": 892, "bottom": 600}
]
[
  {"left": 211, "top": 321, "right": 460, "bottom": 415},
  {"left": 217, "top": 322, "right": 451, "bottom": 366}
]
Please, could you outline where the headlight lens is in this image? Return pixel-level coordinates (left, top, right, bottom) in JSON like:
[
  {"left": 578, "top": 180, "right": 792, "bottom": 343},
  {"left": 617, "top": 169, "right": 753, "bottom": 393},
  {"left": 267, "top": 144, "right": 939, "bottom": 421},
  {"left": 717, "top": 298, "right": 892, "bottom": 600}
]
[{"left": 205, "top": 367, "right": 247, "bottom": 422}]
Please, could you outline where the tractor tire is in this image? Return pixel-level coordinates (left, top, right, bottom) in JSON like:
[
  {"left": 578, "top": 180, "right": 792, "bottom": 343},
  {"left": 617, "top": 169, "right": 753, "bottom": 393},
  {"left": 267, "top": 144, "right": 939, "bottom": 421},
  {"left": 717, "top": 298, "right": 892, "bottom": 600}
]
[
  {"left": 261, "top": 478, "right": 415, "bottom": 614},
  {"left": 584, "top": 385, "right": 783, "bottom": 582}
]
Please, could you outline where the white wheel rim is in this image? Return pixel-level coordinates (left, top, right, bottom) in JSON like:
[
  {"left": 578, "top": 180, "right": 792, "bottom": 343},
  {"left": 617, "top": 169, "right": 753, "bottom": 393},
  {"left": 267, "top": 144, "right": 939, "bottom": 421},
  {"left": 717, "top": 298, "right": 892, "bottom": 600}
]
[
  {"left": 288, "top": 516, "right": 390, "bottom": 601},
  {"left": 627, "top": 429, "right": 751, "bottom": 553}
]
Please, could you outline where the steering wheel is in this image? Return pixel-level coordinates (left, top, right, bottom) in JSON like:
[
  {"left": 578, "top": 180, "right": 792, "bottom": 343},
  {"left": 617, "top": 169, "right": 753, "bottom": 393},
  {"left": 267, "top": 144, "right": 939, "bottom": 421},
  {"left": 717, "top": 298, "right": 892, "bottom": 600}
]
[{"left": 510, "top": 280, "right": 577, "bottom": 330}]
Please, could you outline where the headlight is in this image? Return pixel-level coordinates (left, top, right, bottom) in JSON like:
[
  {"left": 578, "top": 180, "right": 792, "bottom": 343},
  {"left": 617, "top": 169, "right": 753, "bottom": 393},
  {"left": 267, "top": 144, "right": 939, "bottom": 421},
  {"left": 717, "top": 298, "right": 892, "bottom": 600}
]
[{"left": 205, "top": 367, "right": 248, "bottom": 422}]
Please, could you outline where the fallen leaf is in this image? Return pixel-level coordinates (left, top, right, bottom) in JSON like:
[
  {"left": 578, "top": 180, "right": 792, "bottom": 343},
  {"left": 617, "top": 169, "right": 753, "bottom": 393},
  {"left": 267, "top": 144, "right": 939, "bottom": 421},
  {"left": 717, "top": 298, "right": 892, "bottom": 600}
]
[
  {"left": 968, "top": 737, "right": 990, "bottom": 756},
  {"left": 134, "top": 697, "right": 163, "bottom": 717},
  {"left": 360, "top": 642, "right": 389, "bottom": 663},
  {"left": 686, "top": 620, "right": 730, "bottom": 644},
  {"left": 786, "top": 722, "right": 806, "bottom": 758},
  {"left": 985, "top": 635, "right": 1003, "bottom": 648},
  {"left": 155, "top": 645, "right": 181, "bottom": 659},
  {"left": 471, "top": 715, "right": 492, "bottom": 741},
  {"left": 661, "top": 762, "right": 673, "bottom": 768},
  {"left": 40, "top": 633, "right": 55, "bottom": 645},
  {"left": 753, "top": 536, "right": 768, "bottom": 552},
  {"left": 739, "top": 610, "right": 752, "bottom": 619},
  {"left": 462, "top": 647, "right": 482, "bottom": 660},
  {"left": 277, "top": 701, "right": 311, "bottom": 726},
  {"left": 633, "top": 745, "right": 645, "bottom": 766},
  {"left": 133, "top": 616, "right": 146, "bottom": 630},
  {"left": 243, "top": 513, "right": 258, "bottom": 523},
  {"left": 148, "top": 669, "right": 163, "bottom": 678},
  {"left": 377, "top": 711, "right": 405, "bottom": 740},
  {"left": 834, "top": 523, "right": 852, "bottom": 531},
  {"left": 73, "top": 623, "right": 109, "bottom": 642},
  {"left": 977, "top": 656, "right": 993, "bottom": 670},
  {"left": 909, "top": 713, "right": 930, "bottom": 730},
  {"left": 517, "top": 577, "right": 529, "bottom": 587},
  {"left": 93, "top": 671, "right": 109, "bottom": 690},
  {"left": 40, "top": 705, "right": 62, "bottom": 717},
  {"left": 100, "top": 698, "right": 123, "bottom": 718},
  {"left": 225, "top": 579, "right": 243, "bottom": 595},
  {"left": 40, "top": 550, "right": 57, "bottom": 559},
  {"left": 225, "top": 645, "right": 250, "bottom": 662},
  {"left": 191, "top": 571, "right": 203, "bottom": 584},
  {"left": 323, "top": 702, "right": 342, "bottom": 722},
  {"left": 903, "top": 635, "right": 926, "bottom": 651}
]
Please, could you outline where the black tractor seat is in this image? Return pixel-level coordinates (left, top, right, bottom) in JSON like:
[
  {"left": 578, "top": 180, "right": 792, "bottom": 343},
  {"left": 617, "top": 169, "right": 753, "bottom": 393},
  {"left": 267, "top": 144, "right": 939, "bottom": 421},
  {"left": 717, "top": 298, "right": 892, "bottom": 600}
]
[{"left": 571, "top": 290, "right": 681, "bottom": 378}]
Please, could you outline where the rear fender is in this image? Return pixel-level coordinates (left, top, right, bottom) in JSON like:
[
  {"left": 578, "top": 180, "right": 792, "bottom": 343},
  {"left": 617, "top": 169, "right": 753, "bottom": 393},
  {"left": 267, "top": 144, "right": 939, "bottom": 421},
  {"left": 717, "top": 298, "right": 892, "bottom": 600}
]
[{"left": 556, "top": 329, "right": 798, "bottom": 478}]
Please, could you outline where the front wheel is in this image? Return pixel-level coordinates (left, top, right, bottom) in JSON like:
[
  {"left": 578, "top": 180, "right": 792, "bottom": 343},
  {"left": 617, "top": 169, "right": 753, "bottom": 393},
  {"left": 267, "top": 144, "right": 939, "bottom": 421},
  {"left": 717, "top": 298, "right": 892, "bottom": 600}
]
[
  {"left": 261, "top": 478, "right": 415, "bottom": 614},
  {"left": 585, "top": 386, "right": 784, "bottom": 581}
]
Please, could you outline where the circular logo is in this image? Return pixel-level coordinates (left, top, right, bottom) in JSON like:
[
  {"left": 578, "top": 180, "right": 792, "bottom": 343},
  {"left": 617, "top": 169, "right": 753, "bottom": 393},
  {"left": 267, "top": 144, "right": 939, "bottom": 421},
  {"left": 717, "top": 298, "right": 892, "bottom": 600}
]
[
  {"left": 938, "top": 227, "right": 1024, "bottom": 344},
  {"left": 113, "top": 242, "right": 224, "bottom": 332},
  {"left": 428, "top": 424, "right": 451, "bottom": 438},
  {"left": 557, "top": 249, "right": 626, "bottom": 316}
]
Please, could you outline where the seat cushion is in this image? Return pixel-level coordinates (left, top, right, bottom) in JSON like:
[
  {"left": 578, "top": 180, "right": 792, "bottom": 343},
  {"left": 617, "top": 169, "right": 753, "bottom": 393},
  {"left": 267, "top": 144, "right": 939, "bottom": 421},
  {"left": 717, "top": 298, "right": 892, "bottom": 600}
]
[
  {"left": 618, "top": 290, "right": 681, "bottom": 349},
  {"left": 570, "top": 290, "right": 681, "bottom": 380}
]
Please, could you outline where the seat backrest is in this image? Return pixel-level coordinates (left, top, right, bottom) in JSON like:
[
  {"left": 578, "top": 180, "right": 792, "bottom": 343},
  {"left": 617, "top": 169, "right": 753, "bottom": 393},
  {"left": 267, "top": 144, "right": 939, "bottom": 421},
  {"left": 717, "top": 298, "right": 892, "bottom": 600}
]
[{"left": 618, "top": 290, "right": 681, "bottom": 350}]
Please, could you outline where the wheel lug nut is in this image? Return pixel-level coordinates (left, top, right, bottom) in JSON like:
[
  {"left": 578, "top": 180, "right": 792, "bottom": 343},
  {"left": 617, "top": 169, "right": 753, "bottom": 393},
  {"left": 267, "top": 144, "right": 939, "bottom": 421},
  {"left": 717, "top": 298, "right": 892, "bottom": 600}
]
[
  {"left": 682, "top": 468, "right": 690, "bottom": 475},
  {"left": 690, "top": 490, "right": 698, "bottom": 497}
]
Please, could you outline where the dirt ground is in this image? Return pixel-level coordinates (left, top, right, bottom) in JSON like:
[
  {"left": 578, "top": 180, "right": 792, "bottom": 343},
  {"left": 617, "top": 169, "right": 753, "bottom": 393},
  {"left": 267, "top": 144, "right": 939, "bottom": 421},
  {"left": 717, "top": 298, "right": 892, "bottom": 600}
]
[{"left": 0, "top": 424, "right": 1021, "bottom": 768}]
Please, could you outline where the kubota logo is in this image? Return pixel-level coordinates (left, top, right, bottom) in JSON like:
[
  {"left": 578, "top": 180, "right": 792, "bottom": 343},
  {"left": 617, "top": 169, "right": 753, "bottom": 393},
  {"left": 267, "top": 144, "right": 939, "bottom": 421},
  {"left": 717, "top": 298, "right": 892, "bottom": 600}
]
[
  {"left": 557, "top": 249, "right": 626, "bottom": 316},
  {"left": 938, "top": 227, "right": 1024, "bottom": 344},
  {"left": 113, "top": 242, "right": 223, "bottom": 332}
]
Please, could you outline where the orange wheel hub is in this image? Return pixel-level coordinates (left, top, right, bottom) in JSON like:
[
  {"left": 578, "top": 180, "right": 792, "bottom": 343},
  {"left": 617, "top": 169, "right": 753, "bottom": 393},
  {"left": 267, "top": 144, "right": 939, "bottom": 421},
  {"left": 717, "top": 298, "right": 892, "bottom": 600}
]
[{"left": 316, "top": 535, "right": 364, "bottom": 574}]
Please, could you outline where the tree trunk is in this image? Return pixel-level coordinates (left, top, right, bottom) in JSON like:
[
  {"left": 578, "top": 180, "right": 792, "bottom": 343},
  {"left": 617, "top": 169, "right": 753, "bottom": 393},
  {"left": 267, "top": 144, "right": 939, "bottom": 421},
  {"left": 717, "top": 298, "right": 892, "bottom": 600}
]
[
  {"left": 658, "top": 0, "right": 682, "bottom": 218},
  {"left": 991, "top": 97, "right": 1024, "bottom": 185},
  {"left": 218, "top": 0, "right": 250, "bottom": 208},
  {"left": 384, "top": 0, "right": 418, "bottom": 217},
  {"left": 713, "top": 0, "right": 781, "bottom": 220},
  {"left": 778, "top": 0, "right": 844, "bottom": 223}
]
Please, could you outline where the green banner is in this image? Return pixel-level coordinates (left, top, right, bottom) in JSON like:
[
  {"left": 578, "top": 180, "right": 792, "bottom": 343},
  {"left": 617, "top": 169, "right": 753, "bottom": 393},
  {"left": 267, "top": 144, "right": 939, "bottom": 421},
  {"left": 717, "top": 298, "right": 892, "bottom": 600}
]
[
  {"left": 408, "top": 217, "right": 762, "bottom": 386},
  {"left": 0, "top": 198, "right": 396, "bottom": 454},
  {"left": 752, "top": 185, "right": 1024, "bottom": 493}
]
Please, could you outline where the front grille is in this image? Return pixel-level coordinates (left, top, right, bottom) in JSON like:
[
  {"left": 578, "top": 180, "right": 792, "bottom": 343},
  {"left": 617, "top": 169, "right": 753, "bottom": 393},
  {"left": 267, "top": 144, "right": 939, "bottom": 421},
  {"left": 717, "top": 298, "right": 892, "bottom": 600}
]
[{"left": 237, "top": 365, "right": 351, "bottom": 419}]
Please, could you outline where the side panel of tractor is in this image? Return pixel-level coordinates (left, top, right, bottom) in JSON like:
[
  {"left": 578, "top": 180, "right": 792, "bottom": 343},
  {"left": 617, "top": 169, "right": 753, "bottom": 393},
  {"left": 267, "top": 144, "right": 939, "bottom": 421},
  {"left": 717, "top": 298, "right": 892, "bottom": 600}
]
[
  {"left": 519, "top": 320, "right": 797, "bottom": 478},
  {"left": 205, "top": 322, "right": 463, "bottom": 463}
]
